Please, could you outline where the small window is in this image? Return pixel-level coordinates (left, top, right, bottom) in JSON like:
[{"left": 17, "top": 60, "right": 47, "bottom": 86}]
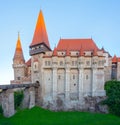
[
  {"left": 60, "top": 61, "right": 63, "bottom": 66},
  {"left": 75, "top": 61, "right": 77, "bottom": 65},
  {"left": 58, "top": 75, "right": 61, "bottom": 79},
  {"left": 73, "top": 75, "right": 75, "bottom": 79},
  {"left": 102, "top": 60, "right": 105, "bottom": 65},
  {"left": 76, "top": 53, "right": 79, "bottom": 55},
  {"left": 86, "top": 75, "right": 88, "bottom": 80},
  {"left": 45, "top": 61, "right": 47, "bottom": 66},
  {"left": 74, "top": 83, "right": 76, "bottom": 86},
  {"left": 72, "top": 61, "right": 74, "bottom": 66},
  {"left": 34, "top": 64, "right": 37, "bottom": 69},
  {"left": 48, "top": 61, "right": 50, "bottom": 66},
  {"left": 86, "top": 61, "right": 90, "bottom": 65},
  {"left": 17, "top": 77, "right": 20, "bottom": 80}
]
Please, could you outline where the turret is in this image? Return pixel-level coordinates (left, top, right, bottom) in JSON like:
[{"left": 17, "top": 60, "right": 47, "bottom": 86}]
[{"left": 13, "top": 33, "right": 26, "bottom": 82}]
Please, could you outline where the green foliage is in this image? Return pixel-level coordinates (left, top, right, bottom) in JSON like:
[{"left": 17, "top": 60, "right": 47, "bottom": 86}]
[
  {"left": 0, "top": 107, "right": 120, "bottom": 125},
  {"left": 104, "top": 80, "right": 120, "bottom": 116},
  {"left": 0, "top": 105, "right": 3, "bottom": 114},
  {"left": 14, "top": 90, "right": 24, "bottom": 110}
]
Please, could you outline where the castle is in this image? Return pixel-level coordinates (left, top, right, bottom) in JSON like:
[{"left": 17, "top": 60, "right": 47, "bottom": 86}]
[{"left": 11, "top": 10, "right": 118, "bottom": 110}]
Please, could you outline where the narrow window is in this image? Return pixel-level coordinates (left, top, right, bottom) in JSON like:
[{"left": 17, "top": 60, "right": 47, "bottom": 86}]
[
  {"left": 58, "top": 75, "right": 61, "bottom": 79},
  {"left": 17, "top": 77, "right": 20, "bottom": 80},
  {"left": 34, "top": 64, "right": 36, "bottom": 69},
  {"left": 73, "top": 75, "right": 75, "bottom": 79},
  {"left": 86, "top": 61, "right": 90, "bottom": 65},
  {"left": 48, "top": 61, "right": 50, "bottom": 66},
  {"left": 45, "top": 61, "right": 47, "bottom": 66},
  {"left": 86, "top": 75, "right": 88, "bottom": 80},
  {"left": 72, "top": 61, "right": 74, "bottom": 66},
  {"left": 60, "top": 61, "right": 63, "bottom": 66}
]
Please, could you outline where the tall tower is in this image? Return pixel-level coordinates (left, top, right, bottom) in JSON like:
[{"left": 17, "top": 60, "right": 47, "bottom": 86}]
[
  {"left": 29, "top": 10, "right": 51, "bottom": 55},
  {"left": 13, "top": 33, "right": 26, "bottom": 83},
  {"left": 29, "top": 10, "right": 51, "bottom": 84}
]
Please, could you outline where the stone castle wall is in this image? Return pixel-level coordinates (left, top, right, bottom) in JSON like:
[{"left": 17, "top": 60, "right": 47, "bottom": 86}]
[{"left": 0, "top": 83, "right": 108, "bottom": 117}]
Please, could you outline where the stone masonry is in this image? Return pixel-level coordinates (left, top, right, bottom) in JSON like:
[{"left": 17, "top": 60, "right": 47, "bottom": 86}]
[{"left": 0, "top": 83, "right": 40, "bottom": 117}]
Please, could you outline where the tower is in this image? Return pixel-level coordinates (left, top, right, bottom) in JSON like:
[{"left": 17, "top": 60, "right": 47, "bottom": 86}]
[
  {"left": 13, "top": 33, "right": 26, "bottom": 83},
  {"left": 29, "top": 10, "right": 51, "bottom": 56},
  {"left": 29, "top": 10, "right": 51, "bottom": 84}
]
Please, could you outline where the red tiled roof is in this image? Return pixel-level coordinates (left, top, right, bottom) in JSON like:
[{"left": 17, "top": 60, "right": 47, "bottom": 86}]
[
  {"left": 79, "top": 46, "right": 84, "bottom": 56},
  {"left": 56, "top": 38, "right": 99, "bottom": 51},
  {"left": 66, "top": 49, "right": 70, "bottom": 56},
  {"left": 117, "top": 58, "right": 120, "bottom": 62},
  {"left": 30, "top": 10, "right": 50, "bottom": 48},
  {"left": 53, "top": 47, "right": 57, "bottom": 56},
  {"left": 112, "top": 55, "right": 117, "bottom": 63},
  {"left": 93, "top": 48, "right": 98, "bottom": 56},
  {"left": 26, "top": 58, "right": 31, "bottom": 66}
]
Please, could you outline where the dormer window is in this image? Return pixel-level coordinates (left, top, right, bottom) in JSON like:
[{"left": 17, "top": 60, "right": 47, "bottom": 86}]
[{"left": 76, "top": 53, "right": 79, "bottom": 56}]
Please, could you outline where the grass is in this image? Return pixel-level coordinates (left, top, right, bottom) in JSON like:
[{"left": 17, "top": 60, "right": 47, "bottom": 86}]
[{"left": 0, "top": 106, "right": 120, "bottom": 125}]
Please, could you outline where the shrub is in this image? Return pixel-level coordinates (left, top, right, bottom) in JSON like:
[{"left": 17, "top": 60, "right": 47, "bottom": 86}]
[
  {"left": 14, "top": 90, "right": 24, "bottom": 110},
  {"left": 0, "top": 105, "right": 3, "bottom": 114},
  {"left": 104, "top": 80, "right": 120, "bottom": 116}
]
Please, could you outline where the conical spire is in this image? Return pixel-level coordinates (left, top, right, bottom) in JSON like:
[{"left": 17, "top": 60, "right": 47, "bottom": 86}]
[
  {"left": 30, "top": 10, "right": 50, "bottom": 48},
  {"left": 53, "top": 47, "right": 57, "bottom": 56},
  {"left": 16, "top": 32, "right": 22, "bottom": 51},
  {"left": 13, "top": 33, "right": 25, "bottom": 63}
]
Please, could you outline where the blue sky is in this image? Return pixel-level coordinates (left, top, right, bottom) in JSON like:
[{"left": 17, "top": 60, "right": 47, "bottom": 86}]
[{"left": 0, "top": 0, "right": 120, "bottom": 84}]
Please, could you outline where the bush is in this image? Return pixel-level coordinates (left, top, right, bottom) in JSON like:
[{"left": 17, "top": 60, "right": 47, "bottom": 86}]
[
  {"left": 104, "top": 80, "right": 120, "bottom": 116},
  {"left": 14, "top": 90, "right": 24, "bottom": 110},
  {"left": 0, "top": 105, "right": 3, "bottom": 114}
]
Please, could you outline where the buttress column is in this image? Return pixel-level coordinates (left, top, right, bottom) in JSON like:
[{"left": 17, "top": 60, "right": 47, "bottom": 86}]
[
  {"left": 65, "top": 68, "right": 70, "bottom": 100},
  {"left": 78, "top": 68, "right": 84, "bottom": 101},
  {"left": 52, "top": 67, "right": 57, "bottom": 100},
  {"left": 92, "top": 67, "right": 97, "bottom": 96}
]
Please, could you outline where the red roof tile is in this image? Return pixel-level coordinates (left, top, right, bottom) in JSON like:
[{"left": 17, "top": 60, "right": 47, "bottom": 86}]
[
  {"left": 53, "top": 47, "right": 57, "bottom": 56},
  {"left": 30, "top": 10, "right": 50, "bottom": 48},
  {"left": 112, "top": 55, "right": 117, "bottom": 63},
  {"left": 66, "top": 49, "right": 70, "bottom": 56},
  {"left": 26, "top": 58, "right": 31, "bottom": 66},
  {"left": 56, "top": 39, "right": 99, "bottom": 51},
  {"left": 79, "top": 46, "right": 84, "bottom": 56},
  {"left": 93, "top": 48, "right": 98, "bottom": 56},
  {"left": 117, "top": 58, "right": 120, "bottom": 62}
]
